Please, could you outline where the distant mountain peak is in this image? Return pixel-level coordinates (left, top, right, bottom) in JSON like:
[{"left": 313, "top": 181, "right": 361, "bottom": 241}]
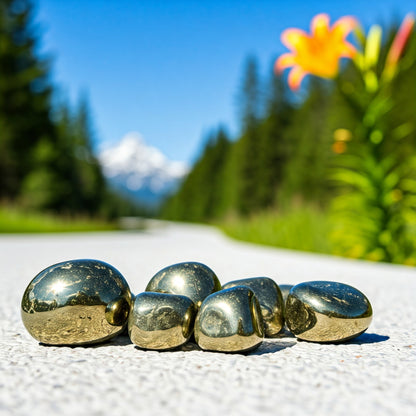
[{"left": 99, "top": 132, "right": 188, "bottom": 205}]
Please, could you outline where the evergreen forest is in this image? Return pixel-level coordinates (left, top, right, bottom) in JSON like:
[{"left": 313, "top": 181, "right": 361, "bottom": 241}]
[{"left": 0, "top": 0, "right": 140, "bottom": 219}]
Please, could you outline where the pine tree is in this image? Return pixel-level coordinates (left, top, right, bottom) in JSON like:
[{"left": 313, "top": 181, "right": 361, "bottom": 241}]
[
  {"left": 201, "top": 127, "right": 231, "bottom": 219},
  {"left": 70, "top": 96, "right": 106, "bottom": 214},
  {"left": 0, "top": 1, "right": 113, "bottom": 216},
  {"left": 162, "top": 127, "right": 231, "bottom": 221},
  {"left": 256, "top": 70, "right": 293, "bottom": 208},
  {"left": 0, "top": 0, "right": 55, "bottom": 200},
  {"left": 235, "top": 56, "right": 263, "bottom": 215},
  {"left": 280, "top": 78, "right": 333, "bottom": 205},
  {"left": 45, "top": 96, "right": 106, "bottom": 215}
]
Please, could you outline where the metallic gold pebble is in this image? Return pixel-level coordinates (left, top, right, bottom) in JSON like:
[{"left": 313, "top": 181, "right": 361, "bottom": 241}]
[
  {"left": 194, "top": 286, "right": 264, "bottom": 353},
  {"left": 21, "top": 259, "right": 132, "bottom": 345},
  {"left": 145, "top": 261, "right": 221, "bottom": 308},
  {"left": 128, "top": 292, "right": 196, "bottom": 350},
  {"left": 285, "top": 281, "right": 373, "bottom": 343},
  {"left": 222, "top": 277, "right": 284, "bottom": 337}
]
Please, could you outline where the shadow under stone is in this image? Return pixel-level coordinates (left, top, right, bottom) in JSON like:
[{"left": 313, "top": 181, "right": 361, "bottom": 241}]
[
  {"left": 180, "top": 339, "right": 297, "bottom": 356},
  {"left": 39, "top": 333, "right": 133, "bottom": 348},
  {"left": 179, "top": 341, "right": 201, "bottom": 352},
  {"left": 295, "top": 332, "right": 390, "bottom": 345},
  {"left": 104, "top": 334, "right": 133, "bottom": 346},
  {"left": 275, "top": 327, "right": 295, "bottom": 338},
  {"left": 133, "top": 342, "right": 202, "bottom": 353},
  {"left": 131, "top": 338, "right": 297, "bottom": 355},
  {"left": 346, "top": 332, "right": 390, "bottom": 345},
  {"left": 249, "top": 339, "right": 297, "bottom": 356}
]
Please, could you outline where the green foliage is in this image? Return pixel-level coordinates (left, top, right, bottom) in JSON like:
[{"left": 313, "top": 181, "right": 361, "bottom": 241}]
[
  {"left": 162, "top": 127, "right": 231, "bottom": 221},
  {"left": 0, "top": 206, "right": 117, "bottom": 233},
  {"left": 220, "top": 206, "right": 332, "bottom": 254},
  {"left": 238, "top": 55, "right": 262, "bottom": 130},
  {"left": 329, "top": 31, "right": 416, "bottom": 265},
  {"left": 255, "top": 73, "right": 293, "bottom": 207},
  {"left": 279, "top": 78, "right": 333, "bottom": 204},
  {"left": 234, "top": 56, "right": 263, "bottom": 214}
]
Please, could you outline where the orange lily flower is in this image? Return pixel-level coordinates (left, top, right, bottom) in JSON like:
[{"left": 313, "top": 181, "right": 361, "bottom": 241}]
[{"left": 275, "top": 14, "right": 358, "bottom": 90}]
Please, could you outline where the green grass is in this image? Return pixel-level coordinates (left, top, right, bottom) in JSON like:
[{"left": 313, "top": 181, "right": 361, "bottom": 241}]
[
  {"left": 219, "top": 207, "right": 416, "bottom": 266},
  {"left": 218, "top": 206, "right": 333, "bottom": 255},
  {"left": 0, "top": 207, "right": 118, "bottom": 233}
]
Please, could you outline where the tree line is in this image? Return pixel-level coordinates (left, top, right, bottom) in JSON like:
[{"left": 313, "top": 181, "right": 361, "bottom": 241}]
[
  {"left": 0, "top": 0, "right": 141, "bottom": 218},
  {"left": 162, "top": 57, "right": 336, "bottom": 221}
]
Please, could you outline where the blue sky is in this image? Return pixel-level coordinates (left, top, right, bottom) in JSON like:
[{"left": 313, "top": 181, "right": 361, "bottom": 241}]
[{"left": 36, "top": 0, "right": 415, "bottom": 164}]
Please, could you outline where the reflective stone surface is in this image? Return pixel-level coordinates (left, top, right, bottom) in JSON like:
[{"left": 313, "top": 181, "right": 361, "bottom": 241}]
[
  {"left": 286, "top": 281, "right": 373, "bottom": 343},
  {"left": 145, "top": 262, "right": 221, "bottom": 308},
  {"left": 128, "top": 292, "right": 196, "bottom": 350},
  {"left": 21, "top": 259, "right": 132, "bottom": 345},
  {"left": 194, "top": 286, "right": 264, "bottom": 353},
  {"left": 222, "top": 277, "right": 284, "bottom": 337}
]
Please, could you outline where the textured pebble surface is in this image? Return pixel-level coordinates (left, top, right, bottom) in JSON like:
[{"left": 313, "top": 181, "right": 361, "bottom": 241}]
[{"left": 1, "top": 222, "right": 415, "bottom": 416}]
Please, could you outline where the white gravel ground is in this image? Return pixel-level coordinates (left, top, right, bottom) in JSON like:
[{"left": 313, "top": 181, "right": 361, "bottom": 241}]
[{"left": 1, "top": 222, "right": 415, "bottom": 416}]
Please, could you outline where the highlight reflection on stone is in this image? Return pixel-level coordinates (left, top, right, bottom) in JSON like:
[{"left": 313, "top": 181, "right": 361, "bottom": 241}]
[
  {"left": 222, "top": 277, "right": 284, "bottom": 337},
  {"left": 285, "top": 281, "right": 372, "bottom": 343},
  {"left": 128, "top": 292, "right": 196, "bottom": 350},
  {"left": 145, "top": 262, "right": 221, "bottom": 308},
  {"left": 194, "top": 286, "right": 264, "bottom": 353},
  {"left": 21, "top": 259, "right": 132, "bottom": 345}
]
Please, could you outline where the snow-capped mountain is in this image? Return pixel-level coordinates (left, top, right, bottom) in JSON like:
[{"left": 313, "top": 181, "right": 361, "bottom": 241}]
[{"left": 99, "top": 132, "right": 189, "bottom": 206}]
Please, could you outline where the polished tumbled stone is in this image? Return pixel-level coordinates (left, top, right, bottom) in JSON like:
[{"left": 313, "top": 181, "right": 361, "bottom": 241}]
[
  {"left": 128, "top": 292, "right": 196, "bottom": 350},
  {"left": 194, "top": 286, "right": 264, "bottom": 353},
  {"left": 145, "top": 261, "right": 221, "bottom": 308},
  {"left": 222, "top": 277, "right": 284, "bottom": 337},
  {"left": 21, "top": 259, "right": 132, "bottom": 345},
  {"left": 285, "top": 281, "right": 373, "bottom": 343}
]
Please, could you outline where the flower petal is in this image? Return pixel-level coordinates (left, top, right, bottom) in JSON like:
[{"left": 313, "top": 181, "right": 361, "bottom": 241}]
[
  {"left": 339, "top": 41, "right": 357, "bottom": 58},
  {"left": 274, "top": 53, "right": 296, "bottom": 73},
  {"left": 311, "top": 13, "right": 330, "bottom": 39},
  {"left": 332, "top": 16, "right": 358, "bottom": 39},
  {"left": 386, "top": 13, "right": 415, "bottom": 67},
  {"left": 276, "top": 13, "right": 359, "bottom": 90},
  {"left": 288, "top": 66, "right": 307, "bottom": 90},
  {"left": 281, "top": 28, "right": 309, "bottom": 51}
]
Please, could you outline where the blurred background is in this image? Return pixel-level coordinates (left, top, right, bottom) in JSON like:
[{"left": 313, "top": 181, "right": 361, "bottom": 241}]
[{"left": 1, "top": 0, "right": 415, "bottom": 265}]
